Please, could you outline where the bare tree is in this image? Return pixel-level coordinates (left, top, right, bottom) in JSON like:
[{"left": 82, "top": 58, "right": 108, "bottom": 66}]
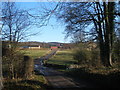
[
  {"left": 71, "top": 31, "right": 86, "bottom": 43},
  {"left": 1, "top": 2, "right": 34, "bottom": 43},
  {"left": 1, "top": 2, "right": 31, "bottom": 79},
  {"left": 1, "top": 2, "right": 43, "bottom": 80}
]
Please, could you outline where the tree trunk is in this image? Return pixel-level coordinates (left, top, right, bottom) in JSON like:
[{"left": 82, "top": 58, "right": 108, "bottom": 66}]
[
  {"left": 103, "top": 2, "right": 115, "bottom": 66},
  {"left": 108, "top": 2, "right": 115, "bottom": 66},
  {"left": 94, "top": 2, "right": 115, "bottom": 66},
  {"left": 0, "top": 57, "right": 3, "bottom": 90},
  {"left": 98, "top": 23, "right": 106, "bottom": 65},
  {"left": 10, "top": 49, "right": 14, "bottom": 79},
  {"left": 9, "top": 63, "right": 14, "bottom": 79},
  {"left": 96, "top": 2, "right": 106, "bottom": 66},
  {"left": 103, "top": 2, "right": 110, "bottom": 66},
  {"left": 0, "top": 41, "right": 3, "bottom": 89}
]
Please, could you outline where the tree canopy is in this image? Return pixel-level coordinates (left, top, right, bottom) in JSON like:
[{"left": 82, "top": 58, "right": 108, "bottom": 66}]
[{"left": 55, "top": 2, "right": 120, "bottom": 66}]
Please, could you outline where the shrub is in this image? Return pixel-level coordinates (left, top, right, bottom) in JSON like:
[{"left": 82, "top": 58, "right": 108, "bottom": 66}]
[
  {"left": 73, "top": 42, "right": 100, "bottom": 66},
  {"left": 23, "top": 56, "right": 34, "bottom": 79},
  {"left": 73, "top": 49, "right": 91, "bottom": 64},
  {"left": 112, "top": 40, "right": 120, "bottom": 63},
  {"left": 90, "top": 49, "right": 100, "bottom": 67},
  {"left": 2, "top": 43, "right": 33, "bottom": 79},
  {"left": 2, "top": 46, "right": 25, "bottom": 78}
]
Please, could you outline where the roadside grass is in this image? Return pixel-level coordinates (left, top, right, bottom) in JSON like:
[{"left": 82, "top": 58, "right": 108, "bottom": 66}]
[
  {"left": 20, "top": 49, "right": 50, "bottom": 59},
  {"left": 66, "top": 65, "right": 120, "bottom": 88},
  {"left": 3, "top": 74, "right": 47, "bottom": 90}
]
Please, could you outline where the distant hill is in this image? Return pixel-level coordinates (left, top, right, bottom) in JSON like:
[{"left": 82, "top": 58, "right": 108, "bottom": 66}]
[{"left": 18, "top": 41, "right": 74, "bottom": 49}]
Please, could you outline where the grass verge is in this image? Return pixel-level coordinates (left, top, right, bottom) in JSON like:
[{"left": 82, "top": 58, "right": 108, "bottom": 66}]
[
  {"left": 3, "top": 74, "right": 47, "bottom": 90},
  {"left": 66, "top": 66, "right": 120, "bottom": 88}
]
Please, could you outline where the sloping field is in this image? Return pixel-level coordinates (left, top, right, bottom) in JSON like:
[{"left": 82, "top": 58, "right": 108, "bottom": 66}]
[
  {"left": 20, "top": 49, "right": 50, "bottom": 59},
  {"left": 46, "top": 50, "right": 76, "bottom": 66}
]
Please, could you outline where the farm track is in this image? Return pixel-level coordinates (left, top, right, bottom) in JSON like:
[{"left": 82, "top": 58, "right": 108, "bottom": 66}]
[{"left": 34, "top": 49, "right": 96, "bottom": 89}]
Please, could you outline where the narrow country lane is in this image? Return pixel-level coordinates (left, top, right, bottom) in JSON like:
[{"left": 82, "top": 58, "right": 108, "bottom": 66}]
[{"left": 34, "top": 49, "right": 97, "bottom": 89}]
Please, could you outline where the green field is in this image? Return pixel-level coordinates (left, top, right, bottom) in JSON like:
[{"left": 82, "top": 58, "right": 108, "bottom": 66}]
[
  {"left": 46, "top": 50, "right": 77, "bottom": 66},
  {"left": 20, "top": 49, "right": 50, "bottom": 59}
]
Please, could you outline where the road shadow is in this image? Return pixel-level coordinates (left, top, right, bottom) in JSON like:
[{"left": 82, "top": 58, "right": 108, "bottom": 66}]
[{"left": 65, "top": 68, "right": 120, "bottom": 88}]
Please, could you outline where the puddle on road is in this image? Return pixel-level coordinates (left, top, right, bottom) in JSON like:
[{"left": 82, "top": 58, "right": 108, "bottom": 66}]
[{"left": 34, "top": 65, "right": 39, "bottom": 68}]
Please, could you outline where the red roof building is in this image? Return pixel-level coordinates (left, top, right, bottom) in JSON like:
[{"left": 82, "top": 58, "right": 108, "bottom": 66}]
[{"left": 51, "top": 46, "right": 58, "bottom": 49}]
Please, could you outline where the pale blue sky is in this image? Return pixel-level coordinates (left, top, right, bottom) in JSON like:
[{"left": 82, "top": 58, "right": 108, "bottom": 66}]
[{"left": 16, "top": 2, "right": 71, "bottom": 43}]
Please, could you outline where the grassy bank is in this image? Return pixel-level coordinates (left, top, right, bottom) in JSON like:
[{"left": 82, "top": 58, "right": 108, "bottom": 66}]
[
  {"left": 3, "top": 74, "right": 47, "bottom": 90},
  {"left": 66, "top": 66, "right": 120, "bottom": 88}
]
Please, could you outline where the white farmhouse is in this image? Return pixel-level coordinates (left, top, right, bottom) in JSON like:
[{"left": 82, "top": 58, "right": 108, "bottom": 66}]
[{"left": 29, "top": 45, "right": 41, "bottom": 49}]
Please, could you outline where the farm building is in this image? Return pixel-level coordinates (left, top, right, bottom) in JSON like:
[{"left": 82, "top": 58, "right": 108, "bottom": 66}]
[
  {"left": 49, "top": 42, "right": 62, "bottom": 49},
  {"left": 20, "top": 45, "right": 41, "bottom": 49},
  {"left": 20, "top": 42, "right": 41, "bottom": 49},
  {"left": 28, "top": 45, "right": 41, "bottom": 49},
  {"left": 50, "top": 46, "right": 58, "bottom": 49}
]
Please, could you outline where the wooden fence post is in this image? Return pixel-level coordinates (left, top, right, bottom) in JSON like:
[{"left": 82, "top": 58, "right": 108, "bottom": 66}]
[{"left": 23, "top": 56, "right": 33, "bottom": 79}]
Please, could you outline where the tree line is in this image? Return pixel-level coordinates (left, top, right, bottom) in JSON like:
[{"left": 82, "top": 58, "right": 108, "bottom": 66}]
[{"left": 53, "top": 1, "right": 120, "bottom": 66}]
